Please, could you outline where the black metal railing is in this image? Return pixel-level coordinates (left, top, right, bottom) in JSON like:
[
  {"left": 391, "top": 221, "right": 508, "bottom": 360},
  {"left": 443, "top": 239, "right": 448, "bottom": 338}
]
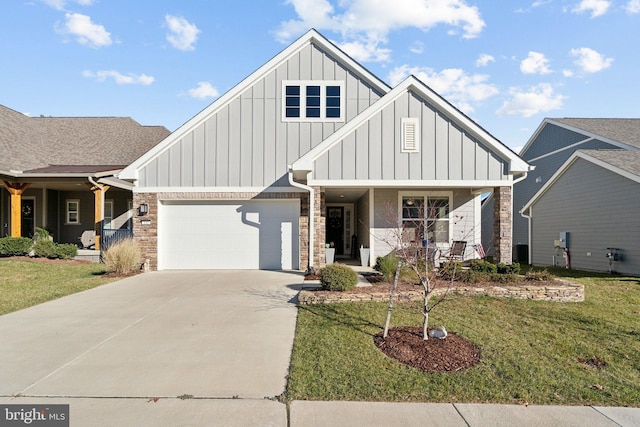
[{"left": 101, "top": 228, "right": 133, "bottom": 250}]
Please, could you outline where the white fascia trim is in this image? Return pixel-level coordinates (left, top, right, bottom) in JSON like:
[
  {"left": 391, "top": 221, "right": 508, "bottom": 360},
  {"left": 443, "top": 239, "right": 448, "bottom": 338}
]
[
  {"left": 527, "top": 137, "right": 594, "bottom": 162},
  {"left": 132, "top": 186, "right": 307, "bottom": 194},
  {"left": 292, "top": 75, "right": 530, "bottom": 174},
  {"left": 119, "top": 30, "right": 390, "bottom": 181},
  {"left": 307, "top": 179, "right": 513, "bottom": 188},
  {"left": 98, "top": 176, "right": 134, "bottom": 191}
]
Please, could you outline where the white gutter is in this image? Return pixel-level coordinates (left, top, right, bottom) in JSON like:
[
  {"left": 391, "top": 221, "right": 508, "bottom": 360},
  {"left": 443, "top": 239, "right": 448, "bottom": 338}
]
[
  {"left": 288, "top": 168, "right": 314, "bottom": 273},
  {"left": 512, "top": 171, "right": 530, "bottom": 186}
]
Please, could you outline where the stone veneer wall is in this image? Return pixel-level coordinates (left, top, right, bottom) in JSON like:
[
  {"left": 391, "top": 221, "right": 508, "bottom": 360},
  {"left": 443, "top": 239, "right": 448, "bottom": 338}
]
[
  {"left": 312, "top": 187, "right": 326, "bottom": 269},
  {"left": 493, "top": 186, "right": 512, "bottom": 264},
  {"left": 133, "top": 191, "right": 306, "bottom": 271},
  {"left": 298, "top": 279, "right": 584, "bottom": 304}
]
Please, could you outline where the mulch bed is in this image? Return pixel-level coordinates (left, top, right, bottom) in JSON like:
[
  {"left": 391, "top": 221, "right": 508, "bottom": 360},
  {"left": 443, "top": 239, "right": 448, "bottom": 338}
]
[{"left": 374, "top": 326, "right": 481, "bottom": 373}]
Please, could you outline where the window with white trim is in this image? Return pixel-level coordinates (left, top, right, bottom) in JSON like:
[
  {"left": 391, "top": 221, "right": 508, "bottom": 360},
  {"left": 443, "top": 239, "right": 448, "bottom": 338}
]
[
  {"left": 104, "top": 200, "right": 113, "bottom": 230},
  {"left": 402, "top": 118, "right": 420, "bottom": 153},
  {"left": 283, "top": 81, "right": 344, "bottom": 121},
  {"left": 400, "top": 193, "right": 450, "bottom": 244},
  {"left": 66, "top": 200, "right": 79, "bottom": 224}
]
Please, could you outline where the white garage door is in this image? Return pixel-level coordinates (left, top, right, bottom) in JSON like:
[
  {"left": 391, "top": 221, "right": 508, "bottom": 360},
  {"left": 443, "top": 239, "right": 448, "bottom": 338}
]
[{"left": 158, "top": 200, "right": 300, "bottom": 270}]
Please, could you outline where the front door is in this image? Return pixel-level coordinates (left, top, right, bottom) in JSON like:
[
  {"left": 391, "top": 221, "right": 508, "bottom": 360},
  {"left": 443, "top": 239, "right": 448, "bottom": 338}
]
[
  {"left": 21, "top": 198, "right": 35, "bottom": 238},
  {"left": 326, "top": 206, "right": 344, "bottom": 256}
]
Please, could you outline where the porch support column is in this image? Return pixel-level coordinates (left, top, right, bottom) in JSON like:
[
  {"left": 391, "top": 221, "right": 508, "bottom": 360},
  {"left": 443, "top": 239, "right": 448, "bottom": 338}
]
[
  {"left": 312, "top": 186, "right": 326, "bottom": 267},
  {"left": 493, "top": 186, "right": 512, "bottom": 264},
  {"left": 2, "top": 181, "right": 31, "bottom": 237},
  {"left": 87, "top": 182, "right": 110, "bottom": 250}
]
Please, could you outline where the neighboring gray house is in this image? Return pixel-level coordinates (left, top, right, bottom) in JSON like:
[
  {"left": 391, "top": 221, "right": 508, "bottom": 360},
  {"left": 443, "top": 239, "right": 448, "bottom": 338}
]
[
  {"left": 0, "top": 104, "right": 169, "bottom": 248},
  {"left": 119, "top": 29, "right": 530, "bottom": 271},
  {"left": 482, "top": 118, "right": 640, "bottom": 262},
  {"left": 521, "top": 150, "right": 640, "bottom": 275}
]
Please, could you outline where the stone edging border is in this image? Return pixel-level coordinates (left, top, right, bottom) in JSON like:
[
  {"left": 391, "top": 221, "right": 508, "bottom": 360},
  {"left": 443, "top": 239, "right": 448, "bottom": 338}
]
[{"left": 298, "top": 278, "right": 584, "bottom": 305}]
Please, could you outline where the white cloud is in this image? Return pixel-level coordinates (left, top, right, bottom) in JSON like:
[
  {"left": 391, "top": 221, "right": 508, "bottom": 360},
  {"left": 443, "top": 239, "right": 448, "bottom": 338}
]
[
  {"left": 57, "top": 12, "right": 111, "bottom": 48},
  {"left": 41, "top": 0, "right": 94, "bottom": 10},
  {"left": 520, "top": 51, "right": 552, "bottom": 75},
  {"left": 388, "top": 65, "right": 498, "bottom": 113},
  {"left": 572, "top": 0, "right": 611, "bottom": 17},
  {"left": 497, "top": 83, "right": 565, "bottom": 117},
  {"left": 186, "top": 82, "right": 219, "bottom": 99},
  {"left": 475, "top": 53, "right": 495, "bottom": 67},
  {"left": 165, "top": 15, "right": 200, "bottom": 51},
  {"left": 276, "top": 0, "right": 485, "bottom": 62},
  {"left": 339, "top": 38, "right": 391, "bottom": 62},
  {"left": 570, "top": 47, "right": 613, "bottom": 73},
  {"left": 625, "top": 0, "right": 640, "bottom": 13},
  {"left": 409, "top": 41, "right": 424, "bottom": 54},
  {"left": 83, "top": 70, "right": 154, "bottom": 85}
]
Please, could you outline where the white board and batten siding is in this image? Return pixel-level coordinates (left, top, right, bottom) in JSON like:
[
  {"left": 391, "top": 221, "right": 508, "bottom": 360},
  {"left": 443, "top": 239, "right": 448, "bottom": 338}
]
[
  {"left": 311, "top": 90, "right": 508, "bottom": 183},
  {"left": 136, "top": 42, "right": 385, "bottom": 189},
  {"left": 158, "top": 200, "right": 300, "bottom": 270}
]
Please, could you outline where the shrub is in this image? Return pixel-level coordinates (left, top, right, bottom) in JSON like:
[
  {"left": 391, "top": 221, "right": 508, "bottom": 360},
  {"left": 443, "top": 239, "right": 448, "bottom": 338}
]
[
  {"left": 374, "top": 254, "right": 400, "bottom": 281},
  {"left": 488, "top": 273, "right": 519, "bottom": 283},
  {"left": 102, "top": 238, "right": 142, "bottom": 275},
  {"left": 319, "top": 263, "right": 358, "bottom": 291},
  {"left": 437, "top": 261, "right": 464, "bottom": 281},
  {"left": 468, "top": 259, "right": 497, "bottom": 274},
  {"left": 497, "top": 262, "right": 520, "bottom": 275},
  {"left": 0, "top": 237, "right": 32, "bottom": 257},
  {"left": 525, "top": 269, "right": 554, "bottom": 282},
  {"left": 32, "top": 240, "right": 78, "bottom": 260}
]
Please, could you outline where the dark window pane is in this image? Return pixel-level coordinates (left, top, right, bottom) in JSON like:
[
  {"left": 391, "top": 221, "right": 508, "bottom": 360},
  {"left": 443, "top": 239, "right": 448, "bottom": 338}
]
[
  {"left": 286, "top": 97, "right": 300, "bottom": 107},
  {"left": 306, "top": 86, "right": 320, "bottom": 96},
  {"left": 326, "top": 86, "right": 340, "bottom": 96},
  {"left": 286, "top": 86, "right": 300, "bottom": 95},
  {"left": 326, "top": 107, "right": 340, "bottom": 118},
  {"left": 326, "top": 97, "right": 340, "bottom": 107},
  {"left": 307, "top": 97, "right": 320, "bottom": 106},
  {"left": 306, "top": 107, "right": 321, "bottom": 117},
  {"left": 286, "top": 107, "right": 300, "bottom": 117}
]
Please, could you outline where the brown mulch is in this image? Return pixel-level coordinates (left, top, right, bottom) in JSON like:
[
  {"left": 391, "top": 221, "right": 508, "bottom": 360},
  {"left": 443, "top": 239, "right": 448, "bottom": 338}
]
[{"left": 374, "top": 326, "right": 481, "bottom": 373}]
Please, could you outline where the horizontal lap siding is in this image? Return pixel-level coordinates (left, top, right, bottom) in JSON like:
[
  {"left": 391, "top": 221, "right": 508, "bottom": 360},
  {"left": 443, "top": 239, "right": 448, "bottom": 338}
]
[
  {"left": 313, "top": 91, "right": 509, "bottom": 181},
  {"left": 138, "top": 43, "right": 383, "bottom": 188},
  {"left": 530, "top": 159, "right": 640, "bottom": 275}
]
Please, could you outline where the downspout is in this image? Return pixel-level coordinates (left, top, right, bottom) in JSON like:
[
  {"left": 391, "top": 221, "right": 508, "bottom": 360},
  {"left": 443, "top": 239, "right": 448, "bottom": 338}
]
[
  {"left": 520, "top": 207, "right": 532, "bottom": 265},
  {"left": 288, "top": 168, "right": 314, "bottom": 273}
]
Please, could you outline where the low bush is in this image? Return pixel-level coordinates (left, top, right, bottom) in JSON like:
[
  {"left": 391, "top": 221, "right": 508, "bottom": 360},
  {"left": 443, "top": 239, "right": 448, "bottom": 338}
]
[
  {"left": 374, "top": 254, "right": 400, "bottom": 281},
  {"left": 437, "top": 261, "right": 464, "bottom": 281},
  {"left": 102, "top": 238, "right": 141, "bottom": 275},
  {"left": 0, "top": 237, "right": 32, "bottom": 257},
  {"left": 497, "top": 262, "right": 520, "bottom": 275},
  {"left": 319, "top": 263, "right": 358, "bottom": 291},
  {"left": 32, "top": 240, "right": 78, "bottom": 260},
  {"left": 468, "top": 259, "right": 497, "bottom": 274},
  {"left": 525, "top": 269, "right": 554, "bottom": 281}
]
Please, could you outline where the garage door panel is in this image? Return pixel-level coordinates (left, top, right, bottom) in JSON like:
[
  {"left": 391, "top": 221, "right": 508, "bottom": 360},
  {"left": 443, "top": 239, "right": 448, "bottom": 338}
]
[{"left": 159, "top": 200, "right": 299, "bottom": 270}]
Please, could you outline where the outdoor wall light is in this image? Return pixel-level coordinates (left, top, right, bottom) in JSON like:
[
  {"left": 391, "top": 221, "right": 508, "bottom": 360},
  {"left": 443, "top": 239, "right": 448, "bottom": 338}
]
[{"left": 139, "top": 203, "right": 149, "bottom": 216}]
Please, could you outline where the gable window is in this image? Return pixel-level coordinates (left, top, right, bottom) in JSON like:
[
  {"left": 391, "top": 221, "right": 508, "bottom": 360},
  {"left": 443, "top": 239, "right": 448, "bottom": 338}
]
[
  {"left": 400, "top": 193, "right": 451, "bottom": 244},
  {"left": 66, "top": 200, "right": 80, "bottom": 224},
  {"left": 283, "top": 81, "right": 344, "bottom": 121}
]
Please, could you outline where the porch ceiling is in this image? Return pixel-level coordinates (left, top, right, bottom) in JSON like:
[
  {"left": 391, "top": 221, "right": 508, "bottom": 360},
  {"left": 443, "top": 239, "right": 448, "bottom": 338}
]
[{"left": 324, "top": 187, "right": 368, "bottom": 204}]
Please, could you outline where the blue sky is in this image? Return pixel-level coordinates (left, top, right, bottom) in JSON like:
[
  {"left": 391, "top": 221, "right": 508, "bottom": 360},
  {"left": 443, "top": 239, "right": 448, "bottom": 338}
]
[{"left": 2, "top": 0, "right": 639, "bottom": 152}]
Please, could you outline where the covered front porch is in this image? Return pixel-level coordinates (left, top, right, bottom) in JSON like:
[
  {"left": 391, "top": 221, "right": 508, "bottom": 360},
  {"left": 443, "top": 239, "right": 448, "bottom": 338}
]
[{"left": 306, "top": 185, "right": 512, "bottom": 270}]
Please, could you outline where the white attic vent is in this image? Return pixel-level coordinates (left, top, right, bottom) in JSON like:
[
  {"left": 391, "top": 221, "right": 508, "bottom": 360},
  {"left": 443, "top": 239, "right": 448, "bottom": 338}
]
[{"left": 402, "top": 118, "right": 420, "bottom": 153}]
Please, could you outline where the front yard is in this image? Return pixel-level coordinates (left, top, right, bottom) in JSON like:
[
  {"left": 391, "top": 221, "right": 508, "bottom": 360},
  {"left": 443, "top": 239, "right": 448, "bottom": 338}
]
[
  {"left": 0, "top": 258, "right": 117, "bottom": 315},
  {"left": 286, "top": 268, "right": 640, "bottom": 406}
]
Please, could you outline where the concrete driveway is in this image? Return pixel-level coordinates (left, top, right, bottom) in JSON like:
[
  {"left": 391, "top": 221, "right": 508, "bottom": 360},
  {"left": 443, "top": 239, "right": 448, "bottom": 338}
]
[{"left": 0, "top": 270, "right": 301, "bottom": 426}]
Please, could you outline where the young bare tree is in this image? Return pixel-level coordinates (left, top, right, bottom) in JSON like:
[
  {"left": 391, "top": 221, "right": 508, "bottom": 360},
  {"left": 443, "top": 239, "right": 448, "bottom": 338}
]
[{"left": 378, "top": 196, "right": 473, "bottom": 340}]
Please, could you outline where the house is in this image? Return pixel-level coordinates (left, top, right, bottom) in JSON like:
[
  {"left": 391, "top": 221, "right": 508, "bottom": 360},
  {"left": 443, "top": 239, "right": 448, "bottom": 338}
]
[
  {"left": 0, "top": 104, "right": 170, "bottom": 249},
  {"left": 119, "top": 30, "right": 530, "bottom": 271},
  {"left": 482, "top": 118, "right": 640, "bottom": 263},
  {"left": 520, "top": 149, "right": 640, "bottom": 275}
]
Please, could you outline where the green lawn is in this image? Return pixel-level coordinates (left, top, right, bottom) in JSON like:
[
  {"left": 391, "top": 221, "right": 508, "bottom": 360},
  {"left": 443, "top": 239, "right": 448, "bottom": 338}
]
[
  {"left": 0, "top": 259, "right": 117, "bottom": 315},
  {"left": 287, "top": 268, "right": 640, "bottom": 406}
]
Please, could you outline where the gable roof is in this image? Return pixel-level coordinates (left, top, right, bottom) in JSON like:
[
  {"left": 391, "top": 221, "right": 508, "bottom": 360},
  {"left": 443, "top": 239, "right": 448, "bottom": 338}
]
[
  {"left": 119, "top": 29, "right": 391, "bottom": 181},
  {"left": 0, "top": 104, "right": 170, "bottom": 177},
  {"left": 291, "top": 75, "right": 530, "bottom": 175},
  {"left": 520, "top": 149, "right": 640, "bottom": 213},
  {"left": 521, "top": 118, "right": 640, "bottom": 155}
]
